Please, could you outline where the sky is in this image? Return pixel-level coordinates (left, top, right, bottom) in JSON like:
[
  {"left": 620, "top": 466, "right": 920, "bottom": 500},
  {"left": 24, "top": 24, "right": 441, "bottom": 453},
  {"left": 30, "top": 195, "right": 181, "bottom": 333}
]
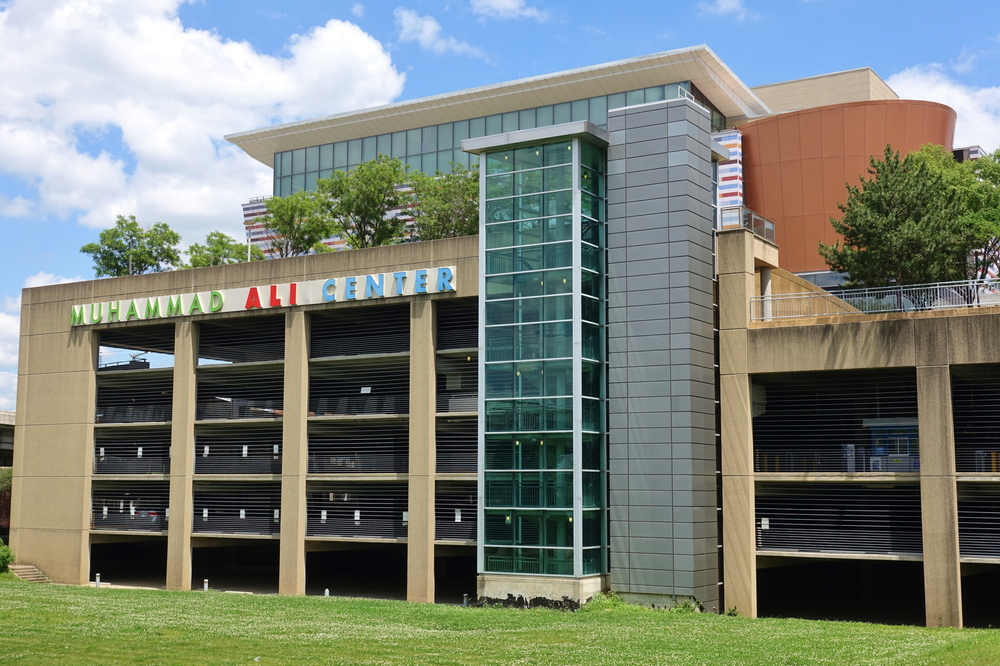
[{"left": 1, "top": 0, "right": 1000, "bottom": 409}]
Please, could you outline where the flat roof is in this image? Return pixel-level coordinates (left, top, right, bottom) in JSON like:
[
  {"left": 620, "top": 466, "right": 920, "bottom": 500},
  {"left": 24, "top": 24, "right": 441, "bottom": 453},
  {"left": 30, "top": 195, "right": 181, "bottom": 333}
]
[{"left": 225, "top": 45, "right": 770, "bottom": 167}]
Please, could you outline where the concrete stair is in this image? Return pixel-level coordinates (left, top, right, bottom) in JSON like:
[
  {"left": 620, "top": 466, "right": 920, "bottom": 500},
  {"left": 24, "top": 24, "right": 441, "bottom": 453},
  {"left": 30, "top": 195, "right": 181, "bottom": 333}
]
[{"left": 9, "top": 564, "right": 50, "bottom": 583}]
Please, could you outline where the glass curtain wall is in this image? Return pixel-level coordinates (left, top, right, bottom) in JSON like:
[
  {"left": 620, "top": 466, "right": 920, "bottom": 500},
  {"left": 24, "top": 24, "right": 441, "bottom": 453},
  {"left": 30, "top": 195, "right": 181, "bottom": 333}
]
[
  {"left": 478, "top": 138, "right": 606, "bottom": 578},
  {"left": 272, "top": 81, "right": 725, "bottom": 197}
]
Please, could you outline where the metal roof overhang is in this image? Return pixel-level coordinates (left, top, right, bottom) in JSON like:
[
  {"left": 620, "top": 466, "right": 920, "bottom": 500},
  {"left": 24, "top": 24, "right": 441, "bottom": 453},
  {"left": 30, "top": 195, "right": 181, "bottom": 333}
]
[{"left": 225, "top": 44, "right": 770, "bottom": 167}]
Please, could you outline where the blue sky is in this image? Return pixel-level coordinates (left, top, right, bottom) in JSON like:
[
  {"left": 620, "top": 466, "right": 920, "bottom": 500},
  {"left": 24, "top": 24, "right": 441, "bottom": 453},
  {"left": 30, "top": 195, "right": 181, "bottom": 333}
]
[{"left": 1, "top": 0, "right": 999, "bottom": 408}]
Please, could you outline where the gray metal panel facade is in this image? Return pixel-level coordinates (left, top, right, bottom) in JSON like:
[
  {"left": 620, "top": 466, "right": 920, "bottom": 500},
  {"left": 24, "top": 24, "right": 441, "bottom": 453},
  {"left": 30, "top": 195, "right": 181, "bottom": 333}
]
[{"left": 606, "top": 98, "right": 719, "bottom": 609}]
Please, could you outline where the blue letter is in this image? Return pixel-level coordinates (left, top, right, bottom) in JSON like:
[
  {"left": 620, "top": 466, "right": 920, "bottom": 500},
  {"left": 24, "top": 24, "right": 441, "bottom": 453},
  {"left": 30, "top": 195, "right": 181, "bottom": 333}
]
[
  {"left": 345, "top": 277, "right": 357, "bottom": 300},
  {"left": 436, "top": 267, "right": 455, "bottom": 292},
  {"left": 365, "top": 274, "right": 384, "bottom": 298},
  {"left": 415, "top": 269, "right": 427, "bottom": 294},
  {"left": 393, "top": 271, "right": 407, "bottom": 296},
  {"left": 322, "top": 278, "right": 337, "bottom": 302}
]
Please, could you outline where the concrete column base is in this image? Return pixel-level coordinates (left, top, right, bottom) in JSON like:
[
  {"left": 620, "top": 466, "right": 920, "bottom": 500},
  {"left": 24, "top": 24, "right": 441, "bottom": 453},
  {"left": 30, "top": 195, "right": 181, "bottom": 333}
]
[
  {"left": 616, "top": 591, "right": 710, "bottom": 610},
  {"left": 477, "top": 574, "right": 608, "bottom": 609}
]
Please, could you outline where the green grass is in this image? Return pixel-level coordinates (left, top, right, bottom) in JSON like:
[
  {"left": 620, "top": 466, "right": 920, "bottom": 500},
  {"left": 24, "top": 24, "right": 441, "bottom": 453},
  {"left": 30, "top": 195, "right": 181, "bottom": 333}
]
[{"left": 1, "top": 574, "right": 998, "bottom": 665}]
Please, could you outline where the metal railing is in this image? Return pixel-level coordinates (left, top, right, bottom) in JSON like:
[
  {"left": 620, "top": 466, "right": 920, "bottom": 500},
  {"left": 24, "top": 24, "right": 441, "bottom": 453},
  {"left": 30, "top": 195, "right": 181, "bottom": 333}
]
[
  {"left": 719, "top": 206, "right": 775, "bottom": 243},
  {"left": 751, "top": 279, "right": 1000, "bottom": 322}
]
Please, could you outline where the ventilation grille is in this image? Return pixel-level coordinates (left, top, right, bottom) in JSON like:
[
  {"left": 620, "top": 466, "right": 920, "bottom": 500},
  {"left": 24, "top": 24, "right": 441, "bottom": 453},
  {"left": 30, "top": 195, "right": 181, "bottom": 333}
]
[
  {"left": 96, "top": 371, "right": 173, "bottom": 423},
  {"left": 306, "top": 483, "right": 408, "bottom": 539},
  {"left": 195, "top": 423, "right": 283, "bottom": 474},
  {"left": 755, "top": 482, "right": 923, "bottom": 555},
  {"left": 310, "top": 305, "right": 410, "bottom": 358},
  {"left": 436, "top": 417, "right": 477, "bottom": 473},
  {"left": 196, "top": 365, "right": 284, "bottom": 421},
  {"left": 952, "top": 365, "right": 1000, "bottom": 473},
  {"left": 959, "top": 483, "right": 1000, "bottom": 558},
  {"left": 752, "top": 369, "right": 918, "bottom": 474},
  {"left": 193, "top": 482, "right": 282, "bottom": 535},
  {"left": 435, "top": 481, "right": 476, "bottom": 541},
  {"left": 308, "top": 421, "right": 408, "bottom": 474},
  {"left": 437, "top": 299, "right": 478, "bottom": 350},
  {"left": 309, "top": 359, "right": 409, "bottom": 416},
  {"left": 198, "top": 315, "right": 285, "bottom": 364},
  {"left": 436, "top": 355, "right": 478, "bottom": 413},
  {"left": 91, "top": 481, "right": 169, "bottom": 532},
  {"left": 94, "top": 426, "right": 171, "bottom": 474}
]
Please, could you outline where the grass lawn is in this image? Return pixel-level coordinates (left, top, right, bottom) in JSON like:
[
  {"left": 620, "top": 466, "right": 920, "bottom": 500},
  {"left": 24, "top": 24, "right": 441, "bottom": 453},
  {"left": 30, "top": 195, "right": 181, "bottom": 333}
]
[{"left": 1, "top": 573, "right": 999, "bottom": 665}]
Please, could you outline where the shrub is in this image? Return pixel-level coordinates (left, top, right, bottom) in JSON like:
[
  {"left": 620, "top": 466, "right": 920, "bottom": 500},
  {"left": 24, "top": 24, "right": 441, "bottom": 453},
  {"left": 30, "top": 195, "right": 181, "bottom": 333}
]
[{"left": 0, "top": 540, "right": 14, "bottom": 574}]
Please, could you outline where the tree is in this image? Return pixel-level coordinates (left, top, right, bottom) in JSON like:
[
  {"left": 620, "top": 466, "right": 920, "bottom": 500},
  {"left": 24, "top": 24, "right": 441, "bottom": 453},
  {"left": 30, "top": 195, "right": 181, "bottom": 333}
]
[
  {"left": 80, "top": 215, "right": 182, "bottom": 277},
  {"left": 187, "top": 231, "right": 264, "bottom": 268},
  {"left": 316, "top": 155, "right": 408, "bottom": 249},
  {"left": 819, "top": 145, "right": 974, "bottom": 287},
  {"left": 259, "top": 190, "right": 334, "bottom": 258},
  {"left": 963, "top": 150, "right": 1000, "bottom": 279},
  {"left": 408, "top": 162, "right": 480, "bottom": 240}
]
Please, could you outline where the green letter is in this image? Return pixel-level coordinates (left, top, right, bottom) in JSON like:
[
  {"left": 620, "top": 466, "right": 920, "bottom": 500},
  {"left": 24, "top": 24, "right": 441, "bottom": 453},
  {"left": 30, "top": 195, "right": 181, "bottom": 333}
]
[
  {"left": 71, "top": 306, "right": 84, "bottom": 326},
  {"left": 125, "top": 300, "right": 140, "bottom": 321},
  {"left": 89, "top": 303, "right": 103, "bottom": 323},
  {"left": 167, "top": 296, "right": 182, "bottom": 316},
  {"left": 108, "top": 301, "right": 120, "bottom": 322},
  {"left": 145, "top": 298, "right": 161, "bottom": 319},
  {"left": 210, "top": 291, "right": 223, "bottom": 312},
  {"left": 189, "top": 293, "right": 203, "bottom": 315}
]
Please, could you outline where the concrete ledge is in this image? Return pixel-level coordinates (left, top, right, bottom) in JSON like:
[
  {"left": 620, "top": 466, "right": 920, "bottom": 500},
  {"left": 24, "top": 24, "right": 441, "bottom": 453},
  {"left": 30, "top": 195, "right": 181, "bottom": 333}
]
[
  {"left": 757, "top": 549, "right": 923, "bottom": 562},
  {"left": 477, "top": 573, "right": 608, "bottom": 609}
]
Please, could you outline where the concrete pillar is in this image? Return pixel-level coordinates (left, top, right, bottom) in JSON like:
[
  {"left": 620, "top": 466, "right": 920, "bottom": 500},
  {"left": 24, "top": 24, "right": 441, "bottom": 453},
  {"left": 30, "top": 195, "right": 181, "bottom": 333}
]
[
  {"left": 407, "top": 300, "right": 436, "bottom": 603},
  {"left": 166, "top": 321, "right": 197, "bottom": 591},
  {"left": 279, "top": 311, "right": 309, "bottom": 596},
  {"left": 917, "top": 364, "right": 962, "bottom": 627},
  {"left": 717, "top": 229, "right": 757, "bottom": 617}
]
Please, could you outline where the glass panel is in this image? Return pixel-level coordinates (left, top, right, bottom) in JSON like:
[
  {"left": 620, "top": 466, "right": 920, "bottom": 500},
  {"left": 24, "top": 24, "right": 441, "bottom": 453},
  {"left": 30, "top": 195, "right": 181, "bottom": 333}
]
[
  {"left": 485, "top": 223, "right": 513, "bottom": 250},
  {"left": 580, "top": 168, "right": 601, "bottom": 196},
  {"left": 291, "top": 173, "right": 304, "bottom": 193},
  {"left": 583, "top": 471, "right": 603, "bottom": 507},
  {"left": 544, "top": 165, "right": 572, "bottom": 192},
  {"left": 486, "top": 174, "right": 513, "bottom": 200},
  {"left": 305, "top": 172, "right": 318, "bottom": 192},
  {"left": 582, "top": 244, "right": 602, "bottom": 273},
  {"left": 377, "top": 134, "right": 391, "bottom": 158},
  {"left": 406, "top": 128, "right": 421, "bottom": 155},
  {"left": 333, "top": 142, "right": 347, "bottom": 168},
  {"left": 515, "top": 195, "right": 542, "bottom": 220},
  {"left": 515, "top": 170, "right": 543, "bottom": 196},
  {"left": 552, "top": 102, "right": 571, "bottom": 125},
  {"left": 582, "top": 217, "right": 601, "bottom": 246},
  {"left": 319, "top": 169, "right": 332, "bottom": 180},
  {"left": 421, "top": 152, "right": 437, "bottom": 176},
  {"left": 470, "top": 117, "right": 486, "bottom": 138},
  {"left": 437, "top": 151, "right": 453, "bottom": 174},
  {"left": 664, "top": 83, "right": 680, "bottom": 101},
  {"left": 514, "top": 146, "right": 543, "bottom": 171},
  {"left": 583, "top": 513, "right": 603, "bottom": 547},
  {"left": 292, "top": 148, "right": 305, "bottom": 174},
  {"left": 582, "top": 271, "right": 602, "bottom": 298},
  {"left": 280, "top": 175, "right": 291, "bottom": 197},
  {"left": 543, "top": 141, "right": 572, "bottom": 166},
  {"left": 305, "top": 146, "right": 319, "bottom": 172},
  {"left": 273, "top": 152, "right": 281, "bottom": 174},
  {"left": 536, "top": 106, "right": 553, "bottom": 127},
  {"left": 347, "top": 139, "right": 361, "bottom": 165},
  {"left": 645, "top": 86, "right": 664, "bottom": 102},
  {"left": 486, "top": 114, "right": 502, "bottom": 135},
  {"left": 544, "top": 242, "right": 572, "bottom": 269},
  {"left": 486, "top": 433, "right": 574, "bottom": 470},
  {"left": 482, "top": 546, "right": 574, "bottom": 576},
  {"left": 486, "top": 151, "right": 514, "bottom": 175},
  {"left": 319, "top": 144, "right": 333, "bottom": 170},
  {"left": 582, "top": 295, "right": 602, "bottom": 324},
  {"left": 361, "top": 136, "right": 376, "bottom": 162},
  {"left": 581, "top": 192, "right": 602, "bottom": 221},
  {"left": 608, "top": 92, "right": 626, "bottom": 110},
  {"left": 582, "top": 361, "right": 602, "bottom": 399},
  {"left": 519, "top": 108, "right": 536, "bottom": 130},
  {"left": 502, "top": 112, "right": 518, "bottom": 133},
  {"left": 582, "top": 433, "right": 602, "bottom": 470},
  {"left": 486, "top": 199, "right": 514, "bottom": 224},
  {"left": 545, "top": 216, "right": 572, "bottom": 243},
  {"left": 437, "top": 123, "right": 453, "bottom": 150},
  {"left": 571, "top": 99, "right": 588, "bottom": 122},
  {"left": 516, "top": 219, "right": 543, "bottom": 246},
  {"left": 581, "top": 142, "right": 604, "bottom": 173},
  {"left": 455, "top": 150, "right": 471, "bottom": 170},
  {"left": 419, "top": 125, "right": 435, "bottom": 154},
  {"left": 626, "top": 89, "right": 644, "bottom": 106},
  {"left": 453, "top": 120, "right": 470, "bottom": 145},
  {"left": 543, "top": 269, "right": 572, "bottom": 296},
  {"left": 272, "top": 177, "right": 279, "bottom": 197},
  {"left": 589, "top": 96, "right": 608, "bottom": 126},
  {"left": 582, "top": 322, "right": 601, "bottom": 360},
  {"left": 485, "top": 276, "right": 514, "bottom": 303},
  {"left": 542, "top": 321, "right": 572, "bottom": 358},
  {"left": 391, "top": 131, "right": 406, "bottom": 158},
  {"left": 486, "top": 295, "right": 572, "bottom": 324},
  {"left": 543, "top": 191, "right": 573, "bottom": 217},
  {"left": 582, "top": 547, "right": 603, "bottom": 575}
]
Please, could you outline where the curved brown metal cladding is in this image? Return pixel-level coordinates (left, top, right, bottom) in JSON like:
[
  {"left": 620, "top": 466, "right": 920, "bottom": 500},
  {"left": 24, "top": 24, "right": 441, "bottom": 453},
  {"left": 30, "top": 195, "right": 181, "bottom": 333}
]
[{"left": 740, "top": 100, "right": 957, "bottom": 274}]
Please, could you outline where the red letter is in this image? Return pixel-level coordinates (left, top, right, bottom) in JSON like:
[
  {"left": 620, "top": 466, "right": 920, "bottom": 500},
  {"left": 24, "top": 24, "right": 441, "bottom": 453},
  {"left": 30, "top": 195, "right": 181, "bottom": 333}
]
[
  {"left": 289, "top": 283, "right": 297, "bottom": 305},
  {"left": 245, "top": 287, "right": 262, "bottom": 309},
  {"left": 270, "top": 284, "right": 282, "bottom": 307}
]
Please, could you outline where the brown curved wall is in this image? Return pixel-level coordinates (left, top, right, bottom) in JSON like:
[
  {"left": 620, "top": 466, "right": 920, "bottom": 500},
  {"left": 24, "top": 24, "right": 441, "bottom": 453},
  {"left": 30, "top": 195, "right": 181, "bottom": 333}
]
[{"left": 740, "top": 100, "right": 957, "bottom": 273}]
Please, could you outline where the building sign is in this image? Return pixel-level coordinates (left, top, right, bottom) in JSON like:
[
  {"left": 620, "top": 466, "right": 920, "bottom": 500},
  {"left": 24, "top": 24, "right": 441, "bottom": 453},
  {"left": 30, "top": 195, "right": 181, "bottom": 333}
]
[{"left": 70, "top": 266, "right": 457, "bottom": 326}]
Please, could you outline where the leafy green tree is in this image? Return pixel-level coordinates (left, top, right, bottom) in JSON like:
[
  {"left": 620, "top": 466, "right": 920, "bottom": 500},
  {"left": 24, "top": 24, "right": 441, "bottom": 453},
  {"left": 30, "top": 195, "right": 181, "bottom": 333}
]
[
  {"left": 187, "top": 231, "right": 264, "bottom": 268},
  {"left": 316, "top": 156, "right": 408, "bottom": 249},
  {"left": 80, "top": 215, "right": 182, "bottom": 277},
  {"left": 819, "top": 145, "right": 973, "bottom": 287},
  {"left": 408, "top": 162, "right": 480, "bottom": 240},
  {"left": 259, "top": 190, "right": 334, "bottom": 258}
]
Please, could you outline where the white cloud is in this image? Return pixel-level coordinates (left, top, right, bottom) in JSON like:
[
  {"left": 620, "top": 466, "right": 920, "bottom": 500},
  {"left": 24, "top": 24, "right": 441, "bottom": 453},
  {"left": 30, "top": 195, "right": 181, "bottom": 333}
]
[
  {"left": 470, "top": 0, "right": 548, "bottom": 21},
  {"left": 0, "top": 372, "right": 15, "bottom": 410},
  {"left": 24, "top": 271, "right": 83, "bottom": 289},
  {"left": 0, "top": 314, "right": 18, "bottom": 368},
  {"left": 0, "top": 0, "right": 406, "bottom": 247},
  {"left": 887, "top": 65, "right": 1000, "bottom": 153},
  {"left": 697, "top": 0, "right": 751, "bottom": 20},
  {"left": 352, "top": 3, "right": 365, "bottom": 17},
  {"left": 394, "top": 7, "right": 489, "bottom": 60}
]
